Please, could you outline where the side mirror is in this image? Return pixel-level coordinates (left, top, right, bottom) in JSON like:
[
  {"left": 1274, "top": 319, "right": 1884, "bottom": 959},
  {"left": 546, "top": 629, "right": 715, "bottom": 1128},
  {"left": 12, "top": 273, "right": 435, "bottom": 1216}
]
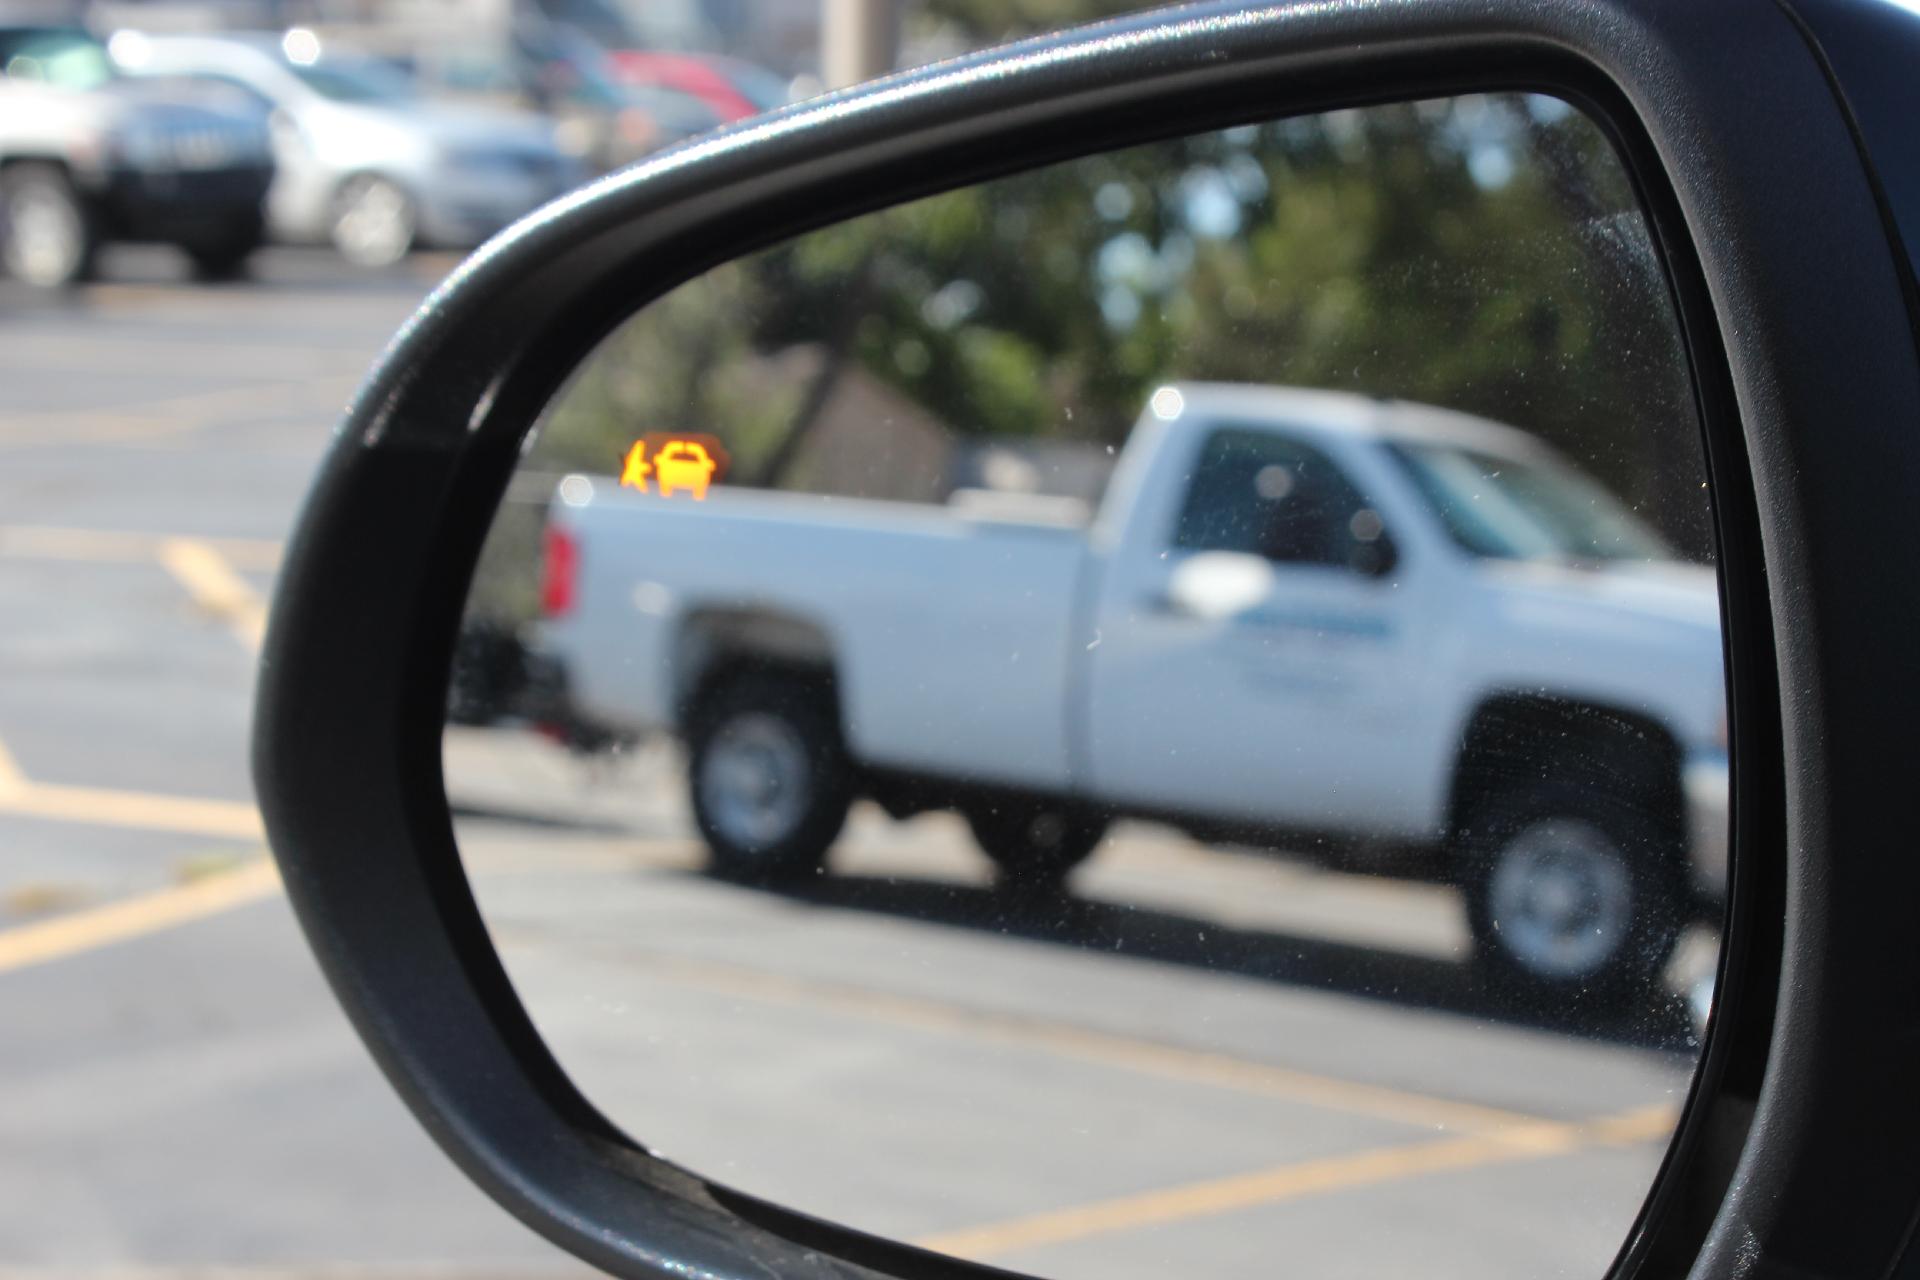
[
  {"left": 1165, "top": 551, "right": 1274, "bottom": 619},
  {"left": 249, "top": 2, "right": 1920, "bottom": 1279},
  {"left": 1350, "top": 526, "right": 1398, "bottom": 579}
]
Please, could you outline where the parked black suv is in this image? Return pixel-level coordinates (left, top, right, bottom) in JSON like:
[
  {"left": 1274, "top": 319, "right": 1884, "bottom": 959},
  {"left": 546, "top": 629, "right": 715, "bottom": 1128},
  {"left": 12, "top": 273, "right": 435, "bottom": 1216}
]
[{"left": 0, "top": 26, "right": 274, "bottom": 286}]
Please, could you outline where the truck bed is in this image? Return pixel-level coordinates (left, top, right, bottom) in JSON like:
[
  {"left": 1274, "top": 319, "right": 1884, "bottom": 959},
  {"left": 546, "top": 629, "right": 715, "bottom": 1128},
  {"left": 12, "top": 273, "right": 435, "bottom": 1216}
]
[{"left": 544, "top": 483, "right": 1095, "bottom": 791}]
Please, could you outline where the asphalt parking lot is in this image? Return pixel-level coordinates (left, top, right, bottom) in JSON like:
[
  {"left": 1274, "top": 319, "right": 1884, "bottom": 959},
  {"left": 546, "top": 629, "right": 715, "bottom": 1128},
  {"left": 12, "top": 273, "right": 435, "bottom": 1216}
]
[
  {"left": 0, "top": 247, "right": 593, "bottom": 1275},
  {"left": 1, "top": 247, "right": 1710, "bottom": 1279}
]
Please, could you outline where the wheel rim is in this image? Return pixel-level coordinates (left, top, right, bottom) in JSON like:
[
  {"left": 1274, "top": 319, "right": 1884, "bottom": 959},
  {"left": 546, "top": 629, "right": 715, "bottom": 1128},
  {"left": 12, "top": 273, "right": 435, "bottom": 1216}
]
[
  {"left": 1486, "top": 818, "right": 1635, "bottom": 980},
  {"left": 6, "top": 185, "right": 81, "bottom": 286},
  {"left": 334, "top": 180, "right": 412, "bottom": 267},
  {"left": 698, "top": 712, "right": 811, "bottom": 852}
]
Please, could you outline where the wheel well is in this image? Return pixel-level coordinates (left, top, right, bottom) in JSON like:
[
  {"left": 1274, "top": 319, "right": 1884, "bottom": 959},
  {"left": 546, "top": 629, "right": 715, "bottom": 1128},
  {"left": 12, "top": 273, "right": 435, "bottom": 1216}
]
[
  {"left": 674, "top": 608, "right": 838, "bottom": 729},
  {"left": 1447, "top": 693, "right": 1684, "bottom": 841},
  {"left": 0, "top": 157, "right": 79, "bottom": 188}
]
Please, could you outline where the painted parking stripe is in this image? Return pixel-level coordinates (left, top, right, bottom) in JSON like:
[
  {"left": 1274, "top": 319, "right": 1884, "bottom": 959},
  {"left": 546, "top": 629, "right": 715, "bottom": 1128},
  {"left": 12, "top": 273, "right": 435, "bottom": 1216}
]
[
  {"left": 0, "top": 778, "right": 263, "bottom": 840},
  {"left": 0, "top": 856, "right": 279, "bottom": 976},
  {"left": 0, "top": 524, "right": 282, "bottom": 569},
  {"left": 0, "top": 377, "right": 361, "bottom": 450},
  {"left": 916, "top": 1103, "right": 1676, "bottom": 1261},
  {"left": 158, "top": 537, "right": 269, "bottom": 650},
  {"left": 0, "top": 733, "right": 262, "bottom": 840},
  {"left": 0, "top": 734, "right": 27, "bottom": 799},
  {"left": 636, "top": 952, "right": 1551, "bottom": 1135}
]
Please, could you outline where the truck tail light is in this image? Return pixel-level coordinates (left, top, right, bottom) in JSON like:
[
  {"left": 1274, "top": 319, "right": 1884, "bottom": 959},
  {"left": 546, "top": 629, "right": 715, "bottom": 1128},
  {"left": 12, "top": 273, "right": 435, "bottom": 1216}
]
[{"left": 541, "top": 524, "right": 579, "bottom": 618}]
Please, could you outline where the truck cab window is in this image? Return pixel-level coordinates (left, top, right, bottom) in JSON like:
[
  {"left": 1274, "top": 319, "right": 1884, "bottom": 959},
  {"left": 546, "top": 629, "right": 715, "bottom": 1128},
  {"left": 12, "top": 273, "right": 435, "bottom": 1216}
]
[
  {"left": 1388, "top": 439, "right": 1672, "bottom": 563},
  {"left": 1173, "top": 427, "right": 1384, "bottom": 569}
]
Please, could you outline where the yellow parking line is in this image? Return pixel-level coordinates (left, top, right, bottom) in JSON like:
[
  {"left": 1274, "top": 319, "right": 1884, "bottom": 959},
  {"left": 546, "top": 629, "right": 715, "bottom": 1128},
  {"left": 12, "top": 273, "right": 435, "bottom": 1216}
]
[
  {"left": 0, "top": 777, "right": 262, "bottom": 839},
  {"left": 916, "top": 1103, "right": 1676, "bottom": 1261},
  {"left": 0, "top": 856, "right": 279, "bottom": 976},
  {"left": 0, "top": 333, "right": 377, "bottom": 382},
  {"left": 0, "top": 735, "right": 27, "bottom": 800},
  {"left": 0, "top": 524, "right": 281, "bottom": 569},
  {"left": 158, "top": 537, "right": 268, "bottom": 650},
  {"left": 0, "top": 377, "right": 361, "bottom": 450},
  {"left": 644, "top": 954, "right": 1547, "bottom": 1135},
  {"left": 0, "top": 732, "right": 261, "bottom": 839}
]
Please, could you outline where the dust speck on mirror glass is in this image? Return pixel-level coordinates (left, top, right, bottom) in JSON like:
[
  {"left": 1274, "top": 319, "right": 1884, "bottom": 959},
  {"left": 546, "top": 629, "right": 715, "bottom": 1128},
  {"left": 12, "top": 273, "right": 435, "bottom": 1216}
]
[{"left": 445, "top": 92, "right": 1723, "bottom": 1280}]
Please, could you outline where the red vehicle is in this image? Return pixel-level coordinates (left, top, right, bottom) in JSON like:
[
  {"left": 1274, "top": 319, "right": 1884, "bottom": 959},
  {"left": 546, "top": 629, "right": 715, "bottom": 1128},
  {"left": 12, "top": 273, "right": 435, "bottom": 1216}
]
[{"left": 603, "top": 50, "right": 789, "bottom": 122}]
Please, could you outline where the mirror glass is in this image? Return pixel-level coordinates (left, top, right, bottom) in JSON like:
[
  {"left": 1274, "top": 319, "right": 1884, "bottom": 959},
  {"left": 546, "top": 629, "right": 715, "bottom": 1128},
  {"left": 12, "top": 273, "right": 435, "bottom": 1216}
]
[{"left": 446, "top": 93, "right": 1727, "bottom": 1278}]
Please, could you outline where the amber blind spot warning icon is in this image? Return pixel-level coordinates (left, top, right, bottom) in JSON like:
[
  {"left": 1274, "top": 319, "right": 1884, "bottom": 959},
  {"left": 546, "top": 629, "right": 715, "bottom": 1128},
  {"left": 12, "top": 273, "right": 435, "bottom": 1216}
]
[{"left": 618, "top": 434, "right": 731, "bottom": 500}]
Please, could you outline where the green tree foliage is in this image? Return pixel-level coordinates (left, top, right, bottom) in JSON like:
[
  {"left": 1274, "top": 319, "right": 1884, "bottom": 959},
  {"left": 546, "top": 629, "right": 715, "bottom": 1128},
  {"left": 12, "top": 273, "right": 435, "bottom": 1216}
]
[
  {"left": 554, "top": 95, "right": 1697, "bottom": 531},
  {"left": 912, "top": 0, "right": 1150, "bottom": 43},
  {"left": 479, "top": 91, "right": 1707, "bottom": 622}
]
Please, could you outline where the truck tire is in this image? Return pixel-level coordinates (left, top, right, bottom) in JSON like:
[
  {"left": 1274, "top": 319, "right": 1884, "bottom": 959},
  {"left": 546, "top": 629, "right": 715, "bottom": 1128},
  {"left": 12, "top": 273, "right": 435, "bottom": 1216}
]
[
  {"left": 0, "top": 164, "right": 97, "bottom": 288},
  {"left": 687, "top": 671, "right": 850, "bottom": 884},
  {"left": 966, "top": 801, "right": 1108, "bottom": 893},
  {"left": 183, "top": 211, "right": 264, "bottom": 282},
  {"left": 1463, "top": 780, "right": 1684, "bottom": 1006}
]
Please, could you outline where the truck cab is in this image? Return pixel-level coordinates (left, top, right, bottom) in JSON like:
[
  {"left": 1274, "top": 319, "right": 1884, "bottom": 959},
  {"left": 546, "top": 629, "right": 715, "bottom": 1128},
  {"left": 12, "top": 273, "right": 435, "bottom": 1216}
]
[{"left": 1091, "top": 385, "right": 1723, "bottom": 859}]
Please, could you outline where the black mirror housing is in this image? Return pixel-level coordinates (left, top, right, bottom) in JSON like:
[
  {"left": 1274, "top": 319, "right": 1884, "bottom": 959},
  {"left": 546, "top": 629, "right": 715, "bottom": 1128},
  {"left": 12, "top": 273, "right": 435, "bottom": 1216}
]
[{"left": 250, "top": 2, "right": 1920, "bottom": 1277}]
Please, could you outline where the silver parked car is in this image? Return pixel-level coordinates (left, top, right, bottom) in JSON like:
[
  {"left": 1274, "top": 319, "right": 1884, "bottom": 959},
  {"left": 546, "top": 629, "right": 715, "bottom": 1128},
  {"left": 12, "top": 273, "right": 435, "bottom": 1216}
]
[{"left": 118, "top": 31, "right": 581, "bottom": 266}]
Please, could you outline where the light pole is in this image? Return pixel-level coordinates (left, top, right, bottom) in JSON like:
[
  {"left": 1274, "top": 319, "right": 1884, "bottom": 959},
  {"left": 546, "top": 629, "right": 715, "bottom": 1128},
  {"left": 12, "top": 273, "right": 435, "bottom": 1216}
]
[{"left": 822, "top": 0, "right": 898, "bottom": 87}]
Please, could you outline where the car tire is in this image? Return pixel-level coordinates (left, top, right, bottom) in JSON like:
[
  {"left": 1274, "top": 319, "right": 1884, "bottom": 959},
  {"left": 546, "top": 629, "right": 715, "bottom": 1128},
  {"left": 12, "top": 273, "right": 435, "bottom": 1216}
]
[
  {"left": 184, "top": 211, "right": 265, "bottom": 282},
  {"left": 0, "top": 164, "right": 98, "bottom": 289},
  {"left": 966, "top": 800, "right": 1108, "bottom": 893},
  {"left": 330, "top": 175, "right": 415, "bottom": 268},
  {"left": 687, "top": 670, "right": 850, "bottom": 885},
  {"left": 1462, "top": 779, "right": 1685, "bottom": 1007}
]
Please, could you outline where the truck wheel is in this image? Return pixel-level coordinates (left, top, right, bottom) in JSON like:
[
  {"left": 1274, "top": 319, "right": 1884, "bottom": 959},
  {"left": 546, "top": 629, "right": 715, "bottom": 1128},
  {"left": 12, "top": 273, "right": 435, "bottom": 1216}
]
[
  {"left": 331, "top": 175, "right": 415, "bottom": 268},
  {"left": 1463, "top": 781, "right": 1684, "bottom": 1006},
  {"left": 184, "top": 212, "right": 264, "bottom": 281},
  {"left": 0, "top": 165, "right": 97, "bottom": 288},
  {"left": 966, "top": 802, "right": 1108, "bottom": 893},
  {"left": 687, "top": 672, "right": 850, "bottom": 884}
]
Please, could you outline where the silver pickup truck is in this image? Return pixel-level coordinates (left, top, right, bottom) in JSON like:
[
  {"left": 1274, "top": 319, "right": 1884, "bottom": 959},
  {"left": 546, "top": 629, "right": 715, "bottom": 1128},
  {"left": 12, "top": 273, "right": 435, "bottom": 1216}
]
[{"left": 538, "top": 384, "right": 1729, "bottom": 999}]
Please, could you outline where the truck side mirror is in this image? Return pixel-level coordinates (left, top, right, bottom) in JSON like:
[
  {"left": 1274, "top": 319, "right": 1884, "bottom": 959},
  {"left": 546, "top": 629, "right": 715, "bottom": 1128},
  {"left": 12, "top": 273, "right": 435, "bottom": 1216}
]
[
  {"left": 1350, "top": 529, "right": 1398, "bottom": 579},
  {"left": 1347, "top": 508, "right": 1397, "bottom": 578},
  {"left": 1165, "top": 551, "right": 1274, "bottom": 618}
]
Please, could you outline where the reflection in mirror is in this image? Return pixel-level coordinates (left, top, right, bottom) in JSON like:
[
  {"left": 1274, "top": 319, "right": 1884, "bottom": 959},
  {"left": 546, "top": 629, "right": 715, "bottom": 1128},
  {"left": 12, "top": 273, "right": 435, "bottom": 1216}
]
[{"left": 446, "top": 93, "right": 1726, "bottom": 1279}]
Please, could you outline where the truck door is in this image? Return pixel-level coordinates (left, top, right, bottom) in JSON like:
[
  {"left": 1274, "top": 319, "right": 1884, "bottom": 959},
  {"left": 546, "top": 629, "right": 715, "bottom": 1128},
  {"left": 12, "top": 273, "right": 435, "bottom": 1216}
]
[{"left": 1084, "top": 424, "right": 1430, "bottom": 839}]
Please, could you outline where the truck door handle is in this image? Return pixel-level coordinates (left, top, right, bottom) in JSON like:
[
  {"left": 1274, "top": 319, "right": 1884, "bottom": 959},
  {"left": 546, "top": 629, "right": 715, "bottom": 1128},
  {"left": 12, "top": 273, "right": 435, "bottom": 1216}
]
[{"left": 1141, "top": 592, "right": 1194, "bottom": 618}]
